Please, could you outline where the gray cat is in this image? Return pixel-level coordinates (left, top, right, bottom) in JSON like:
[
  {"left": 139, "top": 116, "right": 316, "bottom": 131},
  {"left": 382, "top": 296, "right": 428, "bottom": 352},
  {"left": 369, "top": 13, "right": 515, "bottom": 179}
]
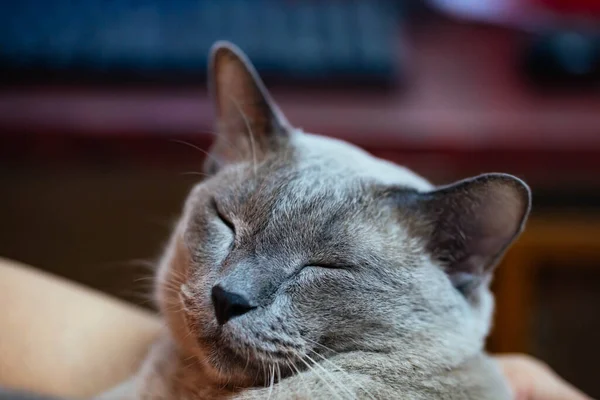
[{"left": 99, "top": 42, "right": 530, "bottom": 400}]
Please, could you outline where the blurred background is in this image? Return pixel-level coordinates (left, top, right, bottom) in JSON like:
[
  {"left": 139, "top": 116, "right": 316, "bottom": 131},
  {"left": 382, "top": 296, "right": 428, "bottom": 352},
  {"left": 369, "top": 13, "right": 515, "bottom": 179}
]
[{"left": 1, "top": 0, "right": 599, "bottom": 397}]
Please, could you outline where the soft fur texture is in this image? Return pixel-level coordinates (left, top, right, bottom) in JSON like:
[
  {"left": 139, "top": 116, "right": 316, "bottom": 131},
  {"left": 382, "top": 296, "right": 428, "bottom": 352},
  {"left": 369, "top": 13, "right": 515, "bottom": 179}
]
[{"left": 98, "top": 42, "right": 530, "bottom": 400}]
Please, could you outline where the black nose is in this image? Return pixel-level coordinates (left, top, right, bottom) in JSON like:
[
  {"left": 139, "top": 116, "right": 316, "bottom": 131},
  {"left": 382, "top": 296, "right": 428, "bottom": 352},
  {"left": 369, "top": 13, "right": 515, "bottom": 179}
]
[{"left": 211, "top": 284, "right": 256, "bottom": 325}]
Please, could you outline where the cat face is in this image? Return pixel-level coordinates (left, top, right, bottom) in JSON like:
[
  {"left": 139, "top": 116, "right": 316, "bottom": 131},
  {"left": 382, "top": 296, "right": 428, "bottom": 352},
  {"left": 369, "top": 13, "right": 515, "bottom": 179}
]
[{"left": 156, "top": 42, "right": 531, "bottom": 388}]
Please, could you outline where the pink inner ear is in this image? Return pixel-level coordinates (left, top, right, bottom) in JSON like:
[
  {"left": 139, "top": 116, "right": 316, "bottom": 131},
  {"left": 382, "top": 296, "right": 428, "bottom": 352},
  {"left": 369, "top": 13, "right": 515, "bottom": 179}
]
[
  {"left": 207, "top": 45, "right": 290, "bottom": 172},
  {"left": 215, "top": 56, "right": 269, "bottom": 132},
  {"left": 464, "top": 234, "right": 509, "bottom": 270},
  {"left": 422, "top": 174, "right": 530, "bottom": 285},
  {"left": 474, "top": 185, "right": 529, "bottom": 257},
  {"left": 212, "top": 45, "right": 283, "bottom": 139},
  {"left": 461, "top": 189, "right": 526, "bottom": 268}
]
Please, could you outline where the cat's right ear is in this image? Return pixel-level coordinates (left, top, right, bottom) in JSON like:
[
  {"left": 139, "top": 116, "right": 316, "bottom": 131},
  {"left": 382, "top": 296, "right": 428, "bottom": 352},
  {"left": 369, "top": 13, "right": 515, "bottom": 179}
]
[
  {"left": 205, "top": 41, "right": 291, "bottom": 174},
  {"left": 407, "top": 173, "right": 531, "bottom": 297}
]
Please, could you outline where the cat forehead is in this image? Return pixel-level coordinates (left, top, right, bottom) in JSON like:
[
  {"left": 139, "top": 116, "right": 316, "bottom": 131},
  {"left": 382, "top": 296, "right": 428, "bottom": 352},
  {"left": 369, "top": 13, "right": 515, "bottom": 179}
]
[
  {"left": 292, "top": 132, "right": 433, "bottom": 191},
  {"left": 195, "top": 131, "right": 433, "bottom": 209}
]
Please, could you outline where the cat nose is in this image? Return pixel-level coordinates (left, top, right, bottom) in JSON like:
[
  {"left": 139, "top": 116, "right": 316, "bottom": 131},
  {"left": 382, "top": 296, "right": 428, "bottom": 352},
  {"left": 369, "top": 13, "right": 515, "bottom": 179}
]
[{"left": 211, "top": 284, "right": 256, "bottom": 325}]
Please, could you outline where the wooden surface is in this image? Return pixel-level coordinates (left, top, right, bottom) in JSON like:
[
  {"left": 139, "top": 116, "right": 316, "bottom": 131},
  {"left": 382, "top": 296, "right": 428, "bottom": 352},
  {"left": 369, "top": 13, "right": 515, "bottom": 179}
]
[{"left": 490, "top": 214, "right": 600, "bottom": 353}]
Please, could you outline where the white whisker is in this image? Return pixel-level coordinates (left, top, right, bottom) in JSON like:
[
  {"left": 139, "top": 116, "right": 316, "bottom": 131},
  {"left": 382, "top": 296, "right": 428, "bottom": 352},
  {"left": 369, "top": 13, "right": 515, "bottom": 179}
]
[
  {"left": 304, "top": 337, "right": 339, "bottom": 355},
  {"left": 288, "top": 358, "right": 312, "bottom": 399},
  {"left": 169, "top": 138, "right": 223, "bottom": 167},
  {"left": 305, "top": 353, "right": 357, "bottom": 400},
  {"left": 267, "top": 364, "right": 275, "bottom": 400},
  {"left": 180, "top": 171, "right": 209, "bottom": 178},
  {"left": 298, "top": 356, "right": 344, "bottom": 400},
  {"left": 307, "top": 349, "right": 376, "bottom": 400},
  {"left": 229, "top": 96, "right": 258, "bottom": 177}
]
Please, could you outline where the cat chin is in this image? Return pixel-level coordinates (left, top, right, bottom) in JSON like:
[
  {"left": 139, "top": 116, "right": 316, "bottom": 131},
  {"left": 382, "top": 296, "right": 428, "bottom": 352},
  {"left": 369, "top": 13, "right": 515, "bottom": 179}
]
[
  {"left": 202, "top": 344, "right": 296, "bottom": 388},
  {"left": 194, "top": 326, "right": 300, "bottom": 387}
]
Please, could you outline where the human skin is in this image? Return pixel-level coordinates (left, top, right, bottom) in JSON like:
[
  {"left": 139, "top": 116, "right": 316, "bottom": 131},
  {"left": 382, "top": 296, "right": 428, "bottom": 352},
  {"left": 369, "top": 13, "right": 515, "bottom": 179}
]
[
  {"left": 497, "top": 354, "right": 592, "bottom": 400},
  {"left": 0, "top": 258, "right": 161, "bottom": 398},
  {"left": 0, "top": 258, "right": 591, "bottom": 399}
]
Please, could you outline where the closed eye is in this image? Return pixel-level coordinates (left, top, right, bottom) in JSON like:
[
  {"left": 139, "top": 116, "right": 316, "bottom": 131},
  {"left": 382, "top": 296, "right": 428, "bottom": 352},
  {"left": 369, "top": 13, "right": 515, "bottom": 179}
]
[
  {"left": 307, "top": 263, "right": 351, "bottom": 270},
  {"left": 212, "top": 198, "right": 235, "bottom": 233}
]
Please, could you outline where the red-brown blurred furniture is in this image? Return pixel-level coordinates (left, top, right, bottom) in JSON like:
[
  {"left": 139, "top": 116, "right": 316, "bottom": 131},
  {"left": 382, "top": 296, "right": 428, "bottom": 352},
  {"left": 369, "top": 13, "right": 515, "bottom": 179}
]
[
  {"left": 492, "top": 216, "right": 600, "bottom": 353},
  {"left": 2, "top": 16, "right": 600, "bottom": 187}
]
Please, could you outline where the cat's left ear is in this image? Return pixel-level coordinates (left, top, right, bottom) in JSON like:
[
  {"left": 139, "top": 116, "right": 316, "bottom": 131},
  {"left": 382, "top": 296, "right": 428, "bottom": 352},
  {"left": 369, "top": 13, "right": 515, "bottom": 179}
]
[
  {"left": 205, "top": 41, "right": 291, "bottom": 174},
  {"left": 412, "top": 173, "right": 531, "bottom": 294}
]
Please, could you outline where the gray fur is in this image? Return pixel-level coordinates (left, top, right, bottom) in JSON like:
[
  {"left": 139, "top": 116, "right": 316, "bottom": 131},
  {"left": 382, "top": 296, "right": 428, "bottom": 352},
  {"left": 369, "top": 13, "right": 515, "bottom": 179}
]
[{"left": 98, "top": 42, "right": 530, "bottom": 400}]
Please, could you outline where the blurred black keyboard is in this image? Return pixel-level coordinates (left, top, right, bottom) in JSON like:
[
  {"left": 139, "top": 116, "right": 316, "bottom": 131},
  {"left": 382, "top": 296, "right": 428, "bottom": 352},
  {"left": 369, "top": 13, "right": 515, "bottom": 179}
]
[{"left": 0, "top": 0, "right": 402, "bottom": 87}]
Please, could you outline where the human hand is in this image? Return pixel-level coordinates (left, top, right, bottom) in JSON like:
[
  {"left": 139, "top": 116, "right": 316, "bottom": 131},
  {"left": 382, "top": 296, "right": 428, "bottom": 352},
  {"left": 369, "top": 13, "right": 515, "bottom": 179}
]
[{"left": 496, "top": 354, "right": 593, "bottom": 400}]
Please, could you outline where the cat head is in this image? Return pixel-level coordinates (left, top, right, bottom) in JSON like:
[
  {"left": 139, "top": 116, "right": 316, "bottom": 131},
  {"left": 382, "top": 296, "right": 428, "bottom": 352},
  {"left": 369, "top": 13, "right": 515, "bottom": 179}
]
[{"left": 156, "top": 42, "right": 531, "bottom": 388}]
